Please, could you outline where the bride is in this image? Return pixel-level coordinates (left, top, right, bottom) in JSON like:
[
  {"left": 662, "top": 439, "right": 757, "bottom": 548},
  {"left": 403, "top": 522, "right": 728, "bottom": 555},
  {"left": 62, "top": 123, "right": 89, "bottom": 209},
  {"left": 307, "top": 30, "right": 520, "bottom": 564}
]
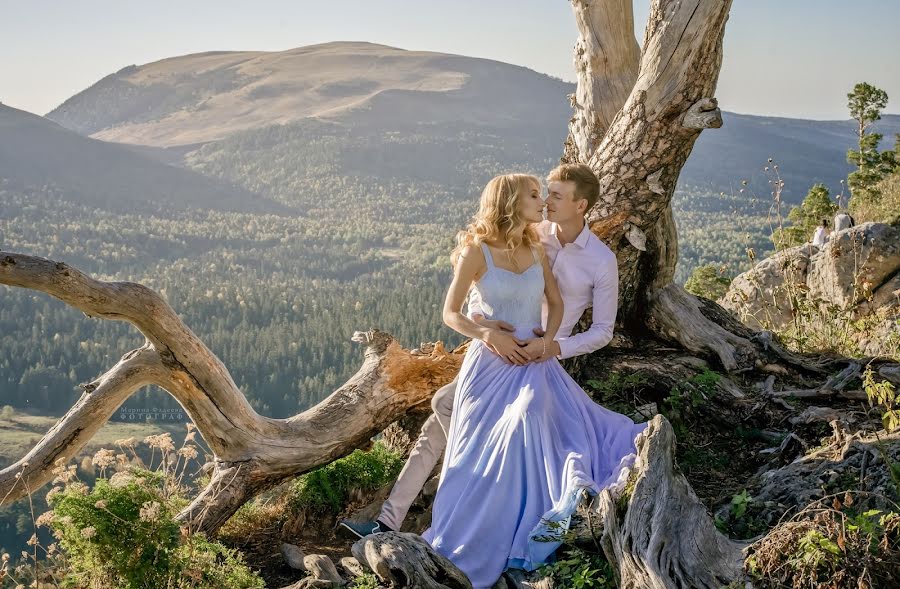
[{"left": 422, "top": 173, "right": 646, "bottom": 588}]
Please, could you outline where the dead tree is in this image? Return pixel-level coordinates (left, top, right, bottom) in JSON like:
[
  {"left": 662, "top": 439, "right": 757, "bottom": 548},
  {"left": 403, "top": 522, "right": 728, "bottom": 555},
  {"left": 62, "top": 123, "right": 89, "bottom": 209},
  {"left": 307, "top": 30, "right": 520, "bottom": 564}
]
[
  {"left": 0, "top": 253, "right": 462, "bottom": 535},
  {"left": 565, "top": 0, "right": 762, "bottom": 372}
]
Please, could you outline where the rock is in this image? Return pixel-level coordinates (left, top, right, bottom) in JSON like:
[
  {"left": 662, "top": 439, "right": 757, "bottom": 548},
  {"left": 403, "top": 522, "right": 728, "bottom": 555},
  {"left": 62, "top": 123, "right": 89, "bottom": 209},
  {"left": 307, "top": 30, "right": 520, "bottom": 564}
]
[
  {"left": 807, "top": 223, "right": 900, "bottom": 308},
  {"left": 674, "top": 355, "right": 709, "bottom": 369},
  {"left": 503, "top": 568, "right": 556, "bottom": 588},
  {"left": 721, "top": 223, "right": 900, "bottom": 353},
  {"left": 282, "top": 580, "right": 341, "bottom": 589},
  {"left": 303, "top": 554, "right": 343, "bottom": 585},
  {"left": 629, "top": 402, "right": 658, "bottom": 421},
  {"left": 720, "top": 244, "right": 811, "bottom": 330},
  {"left": 281, "top": 543, "right": 307, "bottom": 571},
  {"left": 790, "top": 406, "right": 851, "bottom": 425}
]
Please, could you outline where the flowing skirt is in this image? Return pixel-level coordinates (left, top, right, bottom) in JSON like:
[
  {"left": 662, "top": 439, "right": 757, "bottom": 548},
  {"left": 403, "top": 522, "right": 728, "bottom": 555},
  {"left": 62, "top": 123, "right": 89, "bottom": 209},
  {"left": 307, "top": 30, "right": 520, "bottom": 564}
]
[{"left": 422, "top": 340, "right": 647, "bottom": 589}]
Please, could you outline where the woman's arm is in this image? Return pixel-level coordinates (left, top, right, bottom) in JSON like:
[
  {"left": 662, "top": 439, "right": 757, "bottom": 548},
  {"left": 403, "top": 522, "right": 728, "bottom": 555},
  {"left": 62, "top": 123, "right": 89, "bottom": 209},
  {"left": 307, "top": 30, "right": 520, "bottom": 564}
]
[{"left": 443, "top": 245, "right": 529, "bottom": 364}]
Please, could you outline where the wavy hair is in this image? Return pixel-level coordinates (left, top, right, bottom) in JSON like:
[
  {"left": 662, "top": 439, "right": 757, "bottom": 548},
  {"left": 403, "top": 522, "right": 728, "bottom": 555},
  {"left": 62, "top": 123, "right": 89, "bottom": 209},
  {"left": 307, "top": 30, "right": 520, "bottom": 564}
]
[{"left": 450, "top": 173, "right": 542, "bottom": 269}]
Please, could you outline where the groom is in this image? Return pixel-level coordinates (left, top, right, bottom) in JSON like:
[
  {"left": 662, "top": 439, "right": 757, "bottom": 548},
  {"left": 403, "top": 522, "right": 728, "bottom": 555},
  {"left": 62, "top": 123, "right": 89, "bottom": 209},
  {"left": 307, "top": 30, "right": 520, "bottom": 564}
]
[{"left": 339, "top": 163, "right": 619, "bottom": 538}]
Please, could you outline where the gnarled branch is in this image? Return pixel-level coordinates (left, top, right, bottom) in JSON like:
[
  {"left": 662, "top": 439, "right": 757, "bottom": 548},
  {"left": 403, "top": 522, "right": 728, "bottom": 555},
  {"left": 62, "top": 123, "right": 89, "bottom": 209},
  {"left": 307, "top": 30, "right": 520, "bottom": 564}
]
[{"left": 0, "top": 251, "right": 462, "bottom": 534}]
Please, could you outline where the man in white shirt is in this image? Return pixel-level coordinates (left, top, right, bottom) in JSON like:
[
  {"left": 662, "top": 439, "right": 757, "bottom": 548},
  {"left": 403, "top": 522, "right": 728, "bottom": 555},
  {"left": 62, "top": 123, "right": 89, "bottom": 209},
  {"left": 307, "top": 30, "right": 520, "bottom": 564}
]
[{"left": 339, "top": 164, "right": 619, "bottom": 538}]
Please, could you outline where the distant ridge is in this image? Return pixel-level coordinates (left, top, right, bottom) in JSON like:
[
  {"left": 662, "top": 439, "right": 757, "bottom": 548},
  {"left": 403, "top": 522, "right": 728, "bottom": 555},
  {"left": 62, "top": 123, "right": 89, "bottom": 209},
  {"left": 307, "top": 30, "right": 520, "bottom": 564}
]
[
  {"left": 45, "top": 41, "right": 900, "bottom": 199},
  {"left": 0, "top": 104, "right": 287, "bottom": 214}
]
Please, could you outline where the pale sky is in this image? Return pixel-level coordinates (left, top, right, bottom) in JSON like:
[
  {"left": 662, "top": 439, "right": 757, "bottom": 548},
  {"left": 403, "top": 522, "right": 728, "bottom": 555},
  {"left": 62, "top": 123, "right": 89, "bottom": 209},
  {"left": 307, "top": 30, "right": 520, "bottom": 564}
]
[{"left": 2, "top": 0, "right": 898, "bottom": 120}]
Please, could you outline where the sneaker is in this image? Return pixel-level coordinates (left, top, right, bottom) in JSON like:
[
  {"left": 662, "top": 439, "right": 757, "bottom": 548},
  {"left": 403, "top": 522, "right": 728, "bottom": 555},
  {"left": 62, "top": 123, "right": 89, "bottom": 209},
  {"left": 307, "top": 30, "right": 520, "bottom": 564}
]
[{"left": 337, "top": 519, "right": 394, "bottom": 540}]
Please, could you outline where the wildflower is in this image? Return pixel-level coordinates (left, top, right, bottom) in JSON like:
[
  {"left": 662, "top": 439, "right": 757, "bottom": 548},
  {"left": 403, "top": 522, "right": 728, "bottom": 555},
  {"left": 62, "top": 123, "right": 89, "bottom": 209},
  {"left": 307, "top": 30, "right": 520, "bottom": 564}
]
[
  {"left": 114, "top": 437, "right": 136, "bottom": 447},
  {"left": 144, "top": 433, "right": 175, "bottom": 453},
  {"left": 80, "top": 527, "right": 97, "bottom": 539},
  {"left": 92, "top": 448, "right": 116, "bottom": 469},
  {"left": 178, "top": 446, "right": 198, "bottom": 460},
  {"left": 139, "top": 501, "right": 162, "bottom": 523},
  {"left": 184, "top": 431, "right": 196, "bottom": 443},
  {"left": 45, "top": 487, "right": 63, "bottom": 503},
  {"left": 94, "top": 500, "right": 108, "bottom": 510},
  {"left": 109, "top": 472, "right": 135, "bottom": 488},
  {"left": 69, "top": 482, "right": 89, "bottom": 495},
  {"left": 26, "top": 534, "right": 37, "bottom": 546},
  {"left": 35, "top": 512, "right": 55, "bottom": 527}
]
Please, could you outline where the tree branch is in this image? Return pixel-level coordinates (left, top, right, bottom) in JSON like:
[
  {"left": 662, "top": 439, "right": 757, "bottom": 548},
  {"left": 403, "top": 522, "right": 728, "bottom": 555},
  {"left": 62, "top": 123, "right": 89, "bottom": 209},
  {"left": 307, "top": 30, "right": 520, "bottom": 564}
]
[{"left": 0, "top": 251, "right": 462, "bottom": 533}]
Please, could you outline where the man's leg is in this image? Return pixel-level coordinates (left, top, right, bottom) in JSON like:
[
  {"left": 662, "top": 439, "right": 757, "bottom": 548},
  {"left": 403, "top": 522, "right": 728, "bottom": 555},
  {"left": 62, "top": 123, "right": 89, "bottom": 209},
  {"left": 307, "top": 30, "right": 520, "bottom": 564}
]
[{"left": 377, "top": 376, "right": 457, "bottom": 530}]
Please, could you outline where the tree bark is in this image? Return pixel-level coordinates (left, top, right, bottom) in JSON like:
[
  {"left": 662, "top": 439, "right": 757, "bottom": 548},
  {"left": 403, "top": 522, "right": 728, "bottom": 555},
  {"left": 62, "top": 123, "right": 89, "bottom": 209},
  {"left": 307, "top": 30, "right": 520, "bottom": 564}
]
[
  {"left": 0, "top": 252, "right": 462, "bottom": 535},
  {"left": 594, "top": 416, "right": 745, "bottom": 588},
  {"left": 565, "top": 0, "right": 641, "bottom": 163},
  {"left": 351, "top": 532, "right": 472, "bottom": 589},
  {"left": 570, "top": 0, "right": 752, "bottom": 370}
]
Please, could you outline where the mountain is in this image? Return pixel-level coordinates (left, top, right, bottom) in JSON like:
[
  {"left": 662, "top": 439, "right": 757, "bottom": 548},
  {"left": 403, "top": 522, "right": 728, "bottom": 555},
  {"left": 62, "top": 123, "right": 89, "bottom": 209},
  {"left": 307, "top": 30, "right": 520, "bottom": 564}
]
[
  {"left": 45, "top": 42, "right": 899, "bottom": 201},
  {"left": 46, "top": 41, "right": 571, "bottom": 148},
  {"left": 0, "top": 104, "right": 287, "bottom": 214},
  {"left": 686, "top": 112, "right": 900, "bottom": 198}
]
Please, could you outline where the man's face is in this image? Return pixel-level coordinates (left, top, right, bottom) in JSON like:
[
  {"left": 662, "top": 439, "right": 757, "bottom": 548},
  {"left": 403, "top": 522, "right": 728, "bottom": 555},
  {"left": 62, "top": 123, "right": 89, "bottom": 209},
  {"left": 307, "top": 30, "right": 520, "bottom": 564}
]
[{"left": 545, "top": 180, "right": 585, "bottom": 224}]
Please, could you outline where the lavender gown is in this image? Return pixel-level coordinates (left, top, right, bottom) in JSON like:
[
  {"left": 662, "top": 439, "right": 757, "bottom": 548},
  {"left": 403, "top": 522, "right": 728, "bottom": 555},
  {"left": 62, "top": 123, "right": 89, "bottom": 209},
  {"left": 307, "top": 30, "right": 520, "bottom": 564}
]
[{"left": 422, "top": 243, "right": 647, "bottom": 589}]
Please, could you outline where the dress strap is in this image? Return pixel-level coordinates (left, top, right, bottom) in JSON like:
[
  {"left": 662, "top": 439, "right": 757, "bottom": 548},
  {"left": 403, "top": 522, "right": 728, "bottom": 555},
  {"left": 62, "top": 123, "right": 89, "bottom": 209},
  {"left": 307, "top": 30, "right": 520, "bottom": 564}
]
[
  {"left": 530, "top": 245, "right": 541, "bottom": 266},
  {"left": 480, "top": 243, "right": 495, "bottom": 269}
]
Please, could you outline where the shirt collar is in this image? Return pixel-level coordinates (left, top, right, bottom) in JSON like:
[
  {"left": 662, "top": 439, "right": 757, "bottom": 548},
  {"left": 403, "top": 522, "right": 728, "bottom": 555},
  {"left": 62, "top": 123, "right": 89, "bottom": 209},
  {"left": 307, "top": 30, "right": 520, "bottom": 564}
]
[{"left": 550, "top": 221, "right": 591, "bottom": 249}]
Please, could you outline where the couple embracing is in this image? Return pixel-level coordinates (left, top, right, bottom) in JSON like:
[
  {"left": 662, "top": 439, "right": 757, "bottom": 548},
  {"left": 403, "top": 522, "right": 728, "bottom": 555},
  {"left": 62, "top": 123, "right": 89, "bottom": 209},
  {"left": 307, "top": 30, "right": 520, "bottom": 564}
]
[{"left": 341, "top": 164, "right": 647, "bottom": 589}]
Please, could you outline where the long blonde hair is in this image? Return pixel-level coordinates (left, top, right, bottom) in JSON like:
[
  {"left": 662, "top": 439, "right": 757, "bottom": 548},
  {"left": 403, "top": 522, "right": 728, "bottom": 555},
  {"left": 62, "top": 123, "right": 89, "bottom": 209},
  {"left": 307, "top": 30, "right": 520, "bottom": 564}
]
[{"left": 451, "top": 173, "right": 542, "bottom": 268}]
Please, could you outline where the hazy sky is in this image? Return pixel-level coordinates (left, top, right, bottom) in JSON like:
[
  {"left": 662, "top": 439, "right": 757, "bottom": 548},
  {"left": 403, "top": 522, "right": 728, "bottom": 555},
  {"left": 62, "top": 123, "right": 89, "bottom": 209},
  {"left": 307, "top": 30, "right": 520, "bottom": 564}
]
[{"left": 2, "top": 0, "right": 898, "bottom": 120}]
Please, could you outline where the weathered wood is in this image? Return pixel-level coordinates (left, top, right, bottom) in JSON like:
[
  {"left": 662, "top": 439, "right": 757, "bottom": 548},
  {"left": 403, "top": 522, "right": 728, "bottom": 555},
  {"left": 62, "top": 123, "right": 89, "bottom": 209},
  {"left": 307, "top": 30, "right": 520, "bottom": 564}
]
[
  {"left": 0, "top": 251, "right": 463, "bottom": 534},
  {"left": 569, "top": 0, "right": 744, "bottom": 370},
  {"left": 351, "top": 532, "right": 472, "bottom": 589},
  {"left": 595, "top": 415, "right": 745, "bottom": 588},
  {"left": 303, "top": 554, "right": 343, "bottom": 585},
  {"left": 566, "top": 0, "right": 641, "bottom": 162}
]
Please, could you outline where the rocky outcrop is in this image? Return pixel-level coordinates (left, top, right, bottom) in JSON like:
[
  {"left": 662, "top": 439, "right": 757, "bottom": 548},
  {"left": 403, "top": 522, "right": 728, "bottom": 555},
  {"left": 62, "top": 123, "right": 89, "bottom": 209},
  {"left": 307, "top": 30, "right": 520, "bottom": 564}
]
[{"left": 721, "top": 222, "right": 900, "bottom": 356}]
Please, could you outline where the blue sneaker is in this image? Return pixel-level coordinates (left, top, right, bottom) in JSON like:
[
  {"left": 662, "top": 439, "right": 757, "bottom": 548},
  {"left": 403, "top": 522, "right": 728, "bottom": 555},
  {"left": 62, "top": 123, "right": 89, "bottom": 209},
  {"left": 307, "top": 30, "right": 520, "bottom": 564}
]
[{"left": 337, "top": 519, "right": 394, "bottom": 540}]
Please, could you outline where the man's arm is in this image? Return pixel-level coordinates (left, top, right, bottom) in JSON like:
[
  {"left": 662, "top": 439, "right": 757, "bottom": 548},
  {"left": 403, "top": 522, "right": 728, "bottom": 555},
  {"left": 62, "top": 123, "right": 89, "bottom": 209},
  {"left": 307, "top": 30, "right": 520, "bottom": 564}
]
[{"left": 556, "top": 254, "right": 618, "bottom": 359}]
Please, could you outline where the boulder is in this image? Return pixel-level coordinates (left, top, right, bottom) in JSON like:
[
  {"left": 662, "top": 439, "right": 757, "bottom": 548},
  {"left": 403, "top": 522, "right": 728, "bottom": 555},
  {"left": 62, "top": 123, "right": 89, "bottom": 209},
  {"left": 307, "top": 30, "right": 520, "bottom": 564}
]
[
  {"left": 807, "top": 222, "right": 900, "bottom": 308},
  {"left": 722, "top": 223, "right": 900, "bottom": 340},
  {"left": 720, "top": 244, "right": 812, "bottom": 330}
]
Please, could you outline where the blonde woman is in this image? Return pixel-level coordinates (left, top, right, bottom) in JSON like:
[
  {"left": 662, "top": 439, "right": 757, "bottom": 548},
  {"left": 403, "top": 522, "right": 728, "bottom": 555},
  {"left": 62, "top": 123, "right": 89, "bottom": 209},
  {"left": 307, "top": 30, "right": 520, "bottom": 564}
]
[{"left": 422, "top": 173, "right": 645, "bottom": 588}]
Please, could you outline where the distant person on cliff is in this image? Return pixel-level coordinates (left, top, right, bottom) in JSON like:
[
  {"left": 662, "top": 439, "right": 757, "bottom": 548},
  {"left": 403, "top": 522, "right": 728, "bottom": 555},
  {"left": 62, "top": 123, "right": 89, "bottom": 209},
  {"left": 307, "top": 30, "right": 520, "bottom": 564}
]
[{"left": 812, "top": 219, "right": 830, "bottom": 247}]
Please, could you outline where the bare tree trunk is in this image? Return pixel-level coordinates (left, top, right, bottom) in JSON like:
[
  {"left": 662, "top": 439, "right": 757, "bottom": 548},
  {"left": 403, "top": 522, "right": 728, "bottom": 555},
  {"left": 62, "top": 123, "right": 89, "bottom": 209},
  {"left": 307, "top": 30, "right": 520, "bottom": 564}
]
[
  {"left": 565, "top": 0, "right": 641, "bottom": 163},
  {"left": 0, "top": 252, "right": 462, "bottom": 535},
  {"left": 568, "top": 0, "right": 755, "bottom": 370}
]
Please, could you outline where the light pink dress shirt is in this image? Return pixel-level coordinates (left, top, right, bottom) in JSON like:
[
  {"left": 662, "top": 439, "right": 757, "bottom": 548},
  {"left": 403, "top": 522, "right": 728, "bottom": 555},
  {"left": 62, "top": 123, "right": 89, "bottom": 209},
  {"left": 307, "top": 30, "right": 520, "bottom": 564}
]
[{"left": 468, "top": 220, "right": 619, "bottom": 359}]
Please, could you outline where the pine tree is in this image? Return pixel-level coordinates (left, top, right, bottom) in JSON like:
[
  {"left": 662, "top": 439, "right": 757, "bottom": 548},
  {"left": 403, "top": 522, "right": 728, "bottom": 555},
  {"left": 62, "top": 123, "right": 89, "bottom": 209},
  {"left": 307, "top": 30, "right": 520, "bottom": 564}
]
[
  {"left": 772, "top": 183, "right": 837, "bottom": 249},
  {"left": 846, "top": 82, "right": 897, "bottom": 214}
]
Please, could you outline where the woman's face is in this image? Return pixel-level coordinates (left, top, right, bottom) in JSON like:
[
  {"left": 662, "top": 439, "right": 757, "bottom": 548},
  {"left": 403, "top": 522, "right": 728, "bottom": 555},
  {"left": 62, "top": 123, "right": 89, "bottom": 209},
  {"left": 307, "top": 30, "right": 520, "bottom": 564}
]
[{"left": 517, "top": 181, "right": 544, "bottom": 223}]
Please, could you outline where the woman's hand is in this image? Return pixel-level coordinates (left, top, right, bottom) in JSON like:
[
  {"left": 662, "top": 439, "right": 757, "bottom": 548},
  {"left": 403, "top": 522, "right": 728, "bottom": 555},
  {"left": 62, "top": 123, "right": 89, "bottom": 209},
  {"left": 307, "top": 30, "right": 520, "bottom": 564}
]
[
  {"left": 519, "top": 337, "right": 558, "bottom": 362},
  {"left": 484, "top": 330, "right": 530, "bottom": 365}
]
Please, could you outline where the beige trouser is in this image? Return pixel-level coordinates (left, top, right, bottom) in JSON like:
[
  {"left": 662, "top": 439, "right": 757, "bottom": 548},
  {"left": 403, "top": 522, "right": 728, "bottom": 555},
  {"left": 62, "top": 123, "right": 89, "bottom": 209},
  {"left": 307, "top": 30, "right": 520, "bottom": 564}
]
[{"left": 378, "top": 375, "right": 457, "bottom": 530}]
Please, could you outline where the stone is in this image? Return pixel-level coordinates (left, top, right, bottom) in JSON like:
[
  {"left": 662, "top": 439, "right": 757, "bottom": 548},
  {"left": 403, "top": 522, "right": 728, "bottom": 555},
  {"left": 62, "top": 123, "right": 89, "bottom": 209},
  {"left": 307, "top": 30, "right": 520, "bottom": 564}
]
[
  {"left": 281, "top": 542, "right": 307, "bottom": 571},
  {"left": 807, "top": 223, "right": 900, "bottom": 308}
]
